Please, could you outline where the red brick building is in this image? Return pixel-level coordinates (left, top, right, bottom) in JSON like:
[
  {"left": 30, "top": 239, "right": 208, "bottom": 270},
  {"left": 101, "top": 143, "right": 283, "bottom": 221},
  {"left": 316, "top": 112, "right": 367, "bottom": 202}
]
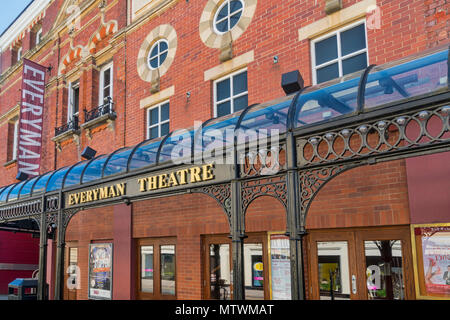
[{"left": 0, "top": 0, "right": 448, "bottom": 300}]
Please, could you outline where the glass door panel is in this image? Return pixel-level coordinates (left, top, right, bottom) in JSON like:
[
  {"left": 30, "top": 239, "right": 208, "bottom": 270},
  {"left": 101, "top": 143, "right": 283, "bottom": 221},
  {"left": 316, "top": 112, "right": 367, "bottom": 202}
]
[
  {"left": 309, "top": 227, "right": 413, "bottom": 300},
  {"left": 209, "top": 244, "right": 231, "bottom": 300},
  {"left": 67, "top": 246, "right": 78, "bottom": 300},
  {"left": 140, "top": 246, "right": 154, "bottom": 293},
  {"left": 244, "top": 243, "right": 264, "bottom": 300},
  {"left": 317, "top": 241, "right": 351, "bottom": 300},
  {"left": 160, "top": 245, "right": 176, "bottom": 296},
  {"left": 137, "top": 238, "right": 177, "bottom": 300},
  {"left": 364, "top": 240, "right": 405, "bottom": 300}
]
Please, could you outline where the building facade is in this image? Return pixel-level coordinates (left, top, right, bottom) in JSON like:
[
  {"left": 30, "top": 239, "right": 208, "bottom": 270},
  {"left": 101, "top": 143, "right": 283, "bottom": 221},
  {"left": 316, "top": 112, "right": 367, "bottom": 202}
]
[{"left": 0, "top": 0, "right": 448, "bottom": 300}]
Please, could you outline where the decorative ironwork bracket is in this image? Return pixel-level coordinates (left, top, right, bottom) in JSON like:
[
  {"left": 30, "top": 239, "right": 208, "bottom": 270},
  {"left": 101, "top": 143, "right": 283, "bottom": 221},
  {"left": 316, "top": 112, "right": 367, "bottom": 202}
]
[
  {"left": 191, "top": 183, "right": 232, "bottom": 227},
  {"left": 241, "top": 175, "right": 288, "bottom": 215},
  {"left": 298, "top": 163, "right": 363, "bottom": 227}
]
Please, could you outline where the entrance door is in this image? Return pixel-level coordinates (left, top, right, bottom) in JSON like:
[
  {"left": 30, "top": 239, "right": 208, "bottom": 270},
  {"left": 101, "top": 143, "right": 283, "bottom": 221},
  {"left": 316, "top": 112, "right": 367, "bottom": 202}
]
[
  {"left": 308, "top": 227, "right": 415, "bottom": 300},
  {"left": 203, "top": 235, "right": 232, "bottom": 300},
  {"left": 137, "top": 238, "right": 177, "bottom": 300},
  {"left": 65, "top": 244, "right": 79, "bottom": 300},
  {"left": 202, "top": 233, "right": 270, "bottom": 300}
]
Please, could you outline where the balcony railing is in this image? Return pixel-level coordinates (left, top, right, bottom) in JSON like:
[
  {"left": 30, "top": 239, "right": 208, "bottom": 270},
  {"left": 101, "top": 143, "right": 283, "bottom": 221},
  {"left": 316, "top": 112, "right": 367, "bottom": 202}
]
[
  {"left": 55, "top": 115, "right": 79, "bottom": 137},
  {"left": 84, "top": 97, "right": 114, "bottom": 123}
]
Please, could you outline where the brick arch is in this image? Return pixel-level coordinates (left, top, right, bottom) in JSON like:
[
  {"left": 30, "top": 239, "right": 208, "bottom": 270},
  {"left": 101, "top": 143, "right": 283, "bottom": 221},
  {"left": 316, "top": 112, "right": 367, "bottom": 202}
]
[
  {"left": 246, "top": 196, "right": 286, "bottom": 233},
  {"left": 59, "top": 46, "right": 84, "bottom": 74},
  {"left": 88, "top": 20, "right": 118, "bottom": 54},
  {"left": 306, "top": 160, "right": 410, "bottom": 230}
]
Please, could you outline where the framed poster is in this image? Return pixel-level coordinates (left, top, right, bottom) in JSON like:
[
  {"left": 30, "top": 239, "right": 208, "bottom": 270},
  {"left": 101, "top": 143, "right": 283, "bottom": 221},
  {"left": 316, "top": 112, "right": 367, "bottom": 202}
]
[
  {"left": 411, "top": 224, "right": 450, "bottom": 300},
  {"left": 88, "top": 243, "right": 113, "bottom": 300},
  {"left": 268, "top": 233, "right": 291, "bottom": 300}
]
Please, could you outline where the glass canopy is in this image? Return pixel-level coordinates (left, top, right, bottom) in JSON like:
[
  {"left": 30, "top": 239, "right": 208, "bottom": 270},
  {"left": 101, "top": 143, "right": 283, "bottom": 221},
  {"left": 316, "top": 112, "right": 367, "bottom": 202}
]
[{"left": 0, "top": 48, "right": 447, "bottom": 203}]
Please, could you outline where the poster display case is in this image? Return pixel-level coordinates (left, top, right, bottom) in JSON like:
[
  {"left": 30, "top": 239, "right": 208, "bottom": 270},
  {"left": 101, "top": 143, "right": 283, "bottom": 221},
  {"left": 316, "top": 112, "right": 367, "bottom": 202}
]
[
  {"left": 88, "top": 243, "right": 113, "bottom": 300},
  {"left": 268, "top": 233, "right": 292, "bottom": 300},
  {"left": 411, "top": 224, "right": 450, "bottom": 300}
]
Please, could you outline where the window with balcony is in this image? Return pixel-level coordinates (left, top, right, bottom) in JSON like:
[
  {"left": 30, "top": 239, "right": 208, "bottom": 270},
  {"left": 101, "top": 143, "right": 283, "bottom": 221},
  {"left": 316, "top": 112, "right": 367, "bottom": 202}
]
[
  {"left": 99, "top": 62, "right": 113, "bottom": 105},
  {"left": 69, "top": 81, "right": 80, "bottom": 123},
  {"left": 55, "top": 81, "right": 79, "bottom": 137},
  {"left": 82, "top": 62, "right": 116, "bottom": 126}
]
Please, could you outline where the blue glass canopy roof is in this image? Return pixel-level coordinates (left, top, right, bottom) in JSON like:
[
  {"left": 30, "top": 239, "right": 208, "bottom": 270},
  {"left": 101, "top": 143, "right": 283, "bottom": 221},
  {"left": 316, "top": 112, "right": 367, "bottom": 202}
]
[{"left": 1, "top": 48, "right": 447, "bottom": 203}]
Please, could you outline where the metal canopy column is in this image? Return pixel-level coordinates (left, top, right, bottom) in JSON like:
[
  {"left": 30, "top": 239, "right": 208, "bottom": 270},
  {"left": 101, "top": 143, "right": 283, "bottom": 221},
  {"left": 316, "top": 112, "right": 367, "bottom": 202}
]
[
  {"left": 54, "top": 206, "right": 65, "bottom": 300},
  {"left": 37, "top": 197, "right": 47, "bottom": 300},
  {"left": 231, "top": 179, "right": 245, "bottom": 300},
  {"left": 286, "top": 131, "right": 306, "bottom": 300}
]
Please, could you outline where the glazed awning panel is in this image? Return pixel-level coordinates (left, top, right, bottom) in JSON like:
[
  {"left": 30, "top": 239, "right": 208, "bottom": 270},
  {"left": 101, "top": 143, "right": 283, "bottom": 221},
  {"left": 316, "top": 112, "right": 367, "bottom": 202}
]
[
  {"left": 31, "top": 172, "right": 53, "bottom": 195},
  {"left": 293, "top": 70, "right": 362, "bottom": 128},
  {"left": 0, "top": 47, "right": 447, "bottom": 205},
  {"left": 81, "top": 155, "right": 109, "bottom": 184},
  {"left": 6, "top": 181, "right": 27, "bottom": 202},
  {"left": 128, "top": 139, "right": 162, "bottom": 171},
  {"left": 239, "top": 95, "right": 293, "bottom": 138},
  {"left": 364, "top": 49, "right": 448, "bottom": 109},
  {"left": 18, "top": 176, "right": 40, "bottom": 199},
  {"left": 63, "top": 160, "right": 90, "bottom": 189},
  {"left": 103, "top": 147, "right": 134, "bottom": 178},
  {"left": 46, "top": 167, "right": 70, "bottom": 192}
]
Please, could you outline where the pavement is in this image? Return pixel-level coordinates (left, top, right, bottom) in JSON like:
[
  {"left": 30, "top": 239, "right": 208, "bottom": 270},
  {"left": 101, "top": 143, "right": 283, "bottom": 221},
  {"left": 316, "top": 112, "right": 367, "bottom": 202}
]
[{"left": 0, "top": 295, "right": 8, "bottom": 300}]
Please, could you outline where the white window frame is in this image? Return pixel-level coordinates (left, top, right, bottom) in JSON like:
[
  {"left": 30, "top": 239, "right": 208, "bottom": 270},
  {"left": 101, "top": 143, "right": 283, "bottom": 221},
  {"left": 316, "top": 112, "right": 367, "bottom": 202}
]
[
  {"left": 36, "top": 28, "right": 43, "bottom": 46},
  {"left": 68, "top": 81, "right": 80, "bottom": 123},
  {"left": 146, "top": 100, "right": 170, "bottom": 140},
  {"left": 17, "top": 47, "right": 22, "bottom": 62},
  {"left": 311, "top": 19, "right": 369, "bottom": 85},
  {"left": 147, "top": 39, "right": 169, "bottom": 70},
  {"left": 12, "top": 119, "right": 19, "bottom": 161},
  {"left": 213, "top": 0, "right": 245, "bottom": 35},
  {"left": 99, "top": 62, "right": 114, "bottom": 105},
  {"left": 213, "top": 68, "right": 248, "bottom": 118}
]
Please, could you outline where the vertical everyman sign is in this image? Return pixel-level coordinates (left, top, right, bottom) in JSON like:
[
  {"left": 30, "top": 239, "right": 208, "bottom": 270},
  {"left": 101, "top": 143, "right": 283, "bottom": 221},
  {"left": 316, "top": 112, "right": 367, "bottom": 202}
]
[{"left": 18, "top": 59, "right": 47, "bottom": 176}]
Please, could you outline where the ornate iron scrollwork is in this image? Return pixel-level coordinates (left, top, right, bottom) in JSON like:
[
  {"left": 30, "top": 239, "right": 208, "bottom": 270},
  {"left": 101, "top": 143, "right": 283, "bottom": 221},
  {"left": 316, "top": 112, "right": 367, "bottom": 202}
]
[
  {"left": 62, "top": 208, "right": 82, "bottom": 229},
  {"left": 298, "top": 163, "right": 362, "bottom": 226},
  {"left": 0, "top": 199, "right": 42, "bottom": 223},
  {"left": 298, "top": 105, "right": 450, "bottom": 167},
  {"left": 191, "top": 183, "right": 232, "bottom": 226},
  {"left": 241, "top": 175, "right": 287, "bottom": 214},
  {"left": 45, "top": 195, "right": 60, "bottom": 212},
  {"left": 239, "top": 144, "right": 287, "bottom": 178}
]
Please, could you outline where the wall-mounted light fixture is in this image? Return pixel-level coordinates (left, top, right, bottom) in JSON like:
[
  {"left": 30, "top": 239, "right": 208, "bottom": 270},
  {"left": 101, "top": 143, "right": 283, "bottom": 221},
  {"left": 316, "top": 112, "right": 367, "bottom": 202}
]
[
  {"left": 273, "top": 56, "right": 279, "bottom": 64},
  {"left": 281, "top": 70, "right": 304, "bottom": 95},
  {"left": 16, "top": 171, "right": 29, "bottom": 181},
  {"left": 81, "top": 146, "right": 97, "bottom": 160}
]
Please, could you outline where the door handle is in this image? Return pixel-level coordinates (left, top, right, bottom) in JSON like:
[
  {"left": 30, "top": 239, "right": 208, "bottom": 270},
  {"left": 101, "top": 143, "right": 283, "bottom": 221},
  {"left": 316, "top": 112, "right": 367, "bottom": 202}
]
[{"left": 352, "top": 275, "right": 357, "bottom": 295}]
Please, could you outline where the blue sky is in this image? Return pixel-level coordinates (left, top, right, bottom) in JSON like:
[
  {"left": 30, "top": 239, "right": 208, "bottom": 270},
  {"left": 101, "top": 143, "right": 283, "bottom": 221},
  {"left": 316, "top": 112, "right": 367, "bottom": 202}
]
[{"left": 0, "top": 0, "right": 33, "bottom": 35}]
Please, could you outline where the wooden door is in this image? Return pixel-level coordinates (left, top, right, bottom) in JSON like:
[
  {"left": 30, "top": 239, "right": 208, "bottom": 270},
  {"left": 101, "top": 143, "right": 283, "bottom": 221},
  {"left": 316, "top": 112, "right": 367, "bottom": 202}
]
[
  {"left": 308, "top": 230, "right": 361, "bottom": 299},
  {"left": 202, "top": 233, "right": 270, "bottom": 300},
  {"left": 64, "top": 244, "right": 79, "bottom": 300},
  {"left": 307, "top": 227, "right": 415, "bottom": 300},
  {"left": 136, "top": 238, "right": 177, "bottom": 300}
]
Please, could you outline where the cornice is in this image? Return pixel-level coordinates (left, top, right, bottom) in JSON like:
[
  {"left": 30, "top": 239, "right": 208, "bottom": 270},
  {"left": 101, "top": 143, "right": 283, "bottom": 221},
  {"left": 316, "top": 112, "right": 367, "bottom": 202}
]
[
  {"left": 0, "top": 0, "right": 51, "bottom": 52},
  {"left": 124, "top": 0, "right": 179, "bottom": 36}
]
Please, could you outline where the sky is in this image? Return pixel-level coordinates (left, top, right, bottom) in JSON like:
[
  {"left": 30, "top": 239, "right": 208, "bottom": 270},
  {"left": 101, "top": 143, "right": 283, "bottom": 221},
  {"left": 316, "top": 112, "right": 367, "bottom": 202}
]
[{"left": 0, "top": 0, "right": 33, "bottom": 35}]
